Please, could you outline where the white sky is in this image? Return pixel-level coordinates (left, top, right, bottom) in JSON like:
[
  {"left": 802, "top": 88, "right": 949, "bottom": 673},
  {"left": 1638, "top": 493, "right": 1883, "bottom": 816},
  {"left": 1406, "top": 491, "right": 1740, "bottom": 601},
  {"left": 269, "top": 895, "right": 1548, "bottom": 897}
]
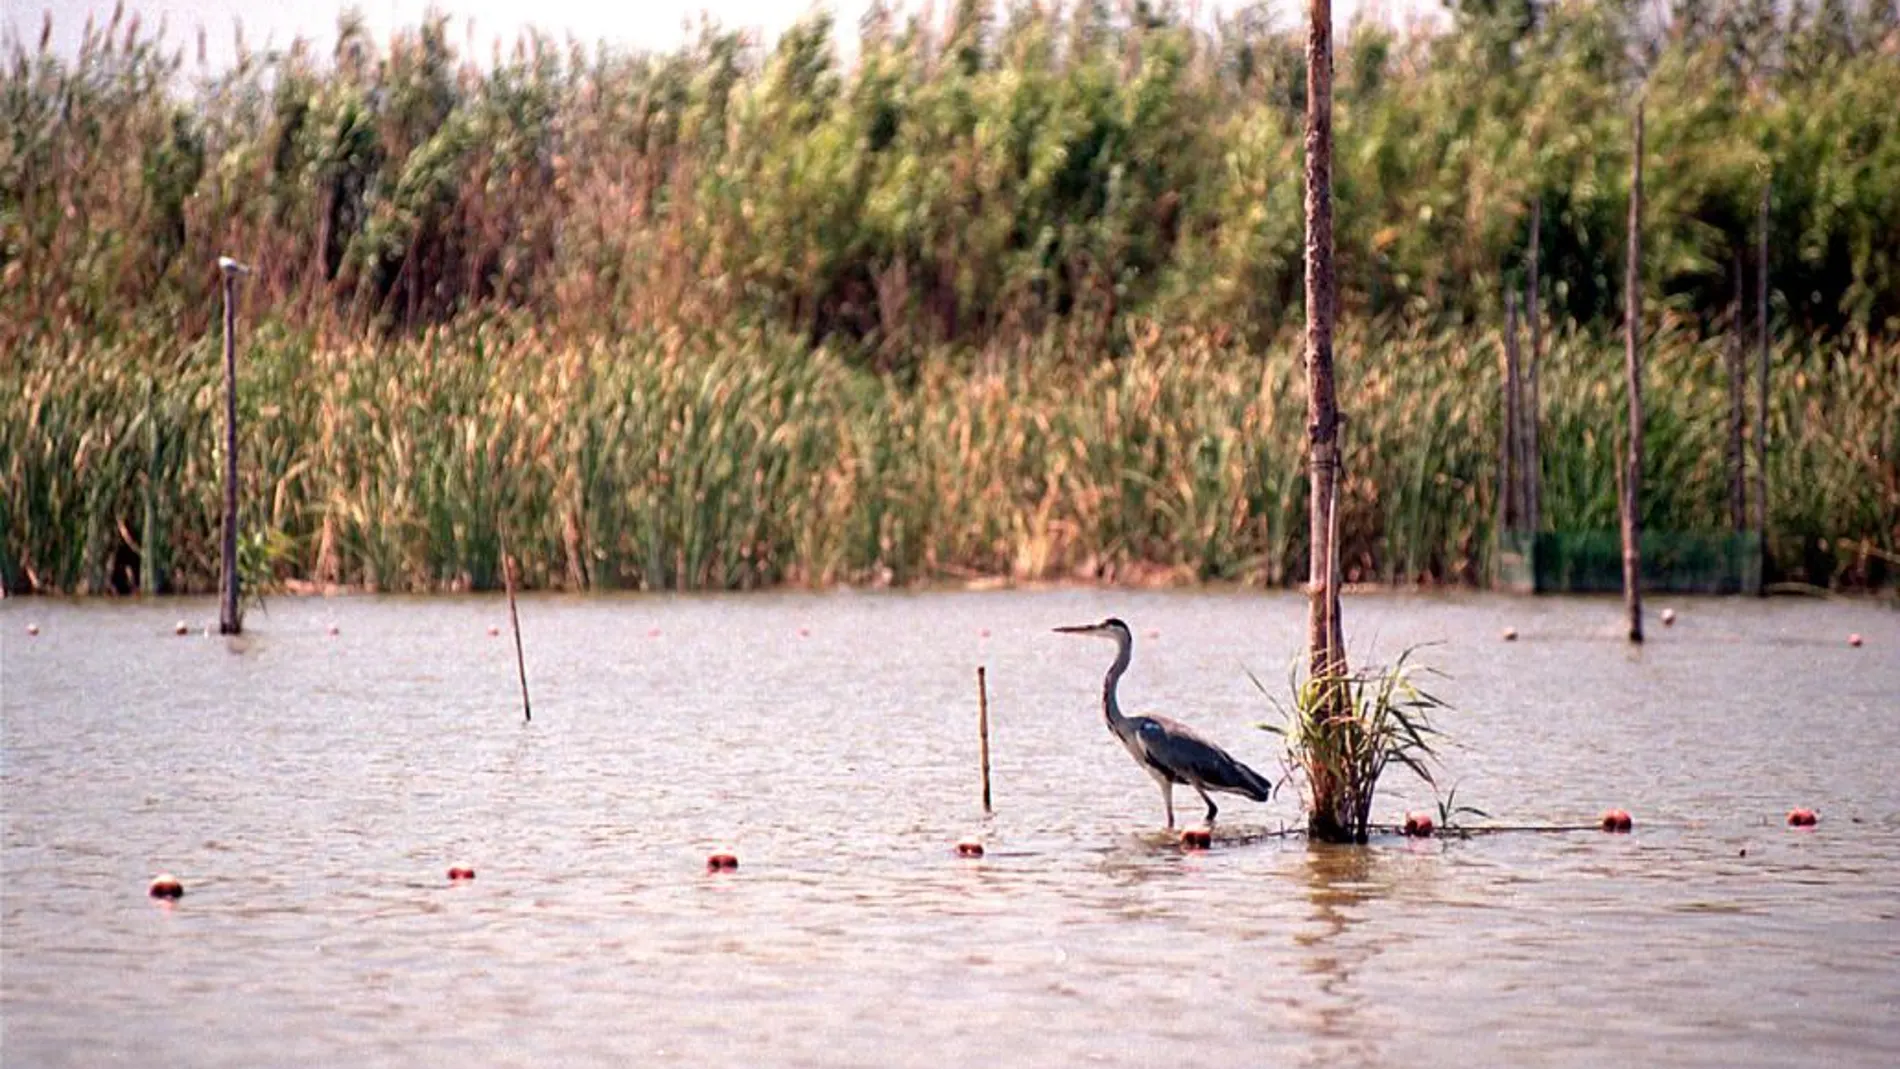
[{"left": 9, "top": 1, "right": 1440, "bottom": 70}]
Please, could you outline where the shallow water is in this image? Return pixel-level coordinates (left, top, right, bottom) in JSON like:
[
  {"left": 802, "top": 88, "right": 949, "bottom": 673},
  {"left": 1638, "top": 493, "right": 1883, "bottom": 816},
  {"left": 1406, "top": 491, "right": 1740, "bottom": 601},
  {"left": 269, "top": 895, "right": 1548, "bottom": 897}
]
[{"left": 4, "top": 590, "right": 1897, "bottom": 1067}]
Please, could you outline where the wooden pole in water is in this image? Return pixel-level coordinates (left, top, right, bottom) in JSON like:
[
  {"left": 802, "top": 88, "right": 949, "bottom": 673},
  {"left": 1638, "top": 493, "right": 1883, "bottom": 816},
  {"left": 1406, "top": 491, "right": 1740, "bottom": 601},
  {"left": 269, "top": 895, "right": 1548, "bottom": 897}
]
[
  {"left": 1621, "top": 103, "right": 1645, "bottom": 645},
  {"left": 501, "top": 531, "right": 532, "bottom": 722},
  {"left": 1755, "top": 176, "right": 1771, "bottom": 588},
  {"left": 1525, "top": 197, "right": 1543, "bottom": 535},
  {"left": 217, "top": 256, "right": 249, "bottom": 635},
  {"left": 977, "top": 666, "right": 992, "bottom": 814},
  {"left": 1728, "top": 255, "right": 1747, "bottom": 534}
]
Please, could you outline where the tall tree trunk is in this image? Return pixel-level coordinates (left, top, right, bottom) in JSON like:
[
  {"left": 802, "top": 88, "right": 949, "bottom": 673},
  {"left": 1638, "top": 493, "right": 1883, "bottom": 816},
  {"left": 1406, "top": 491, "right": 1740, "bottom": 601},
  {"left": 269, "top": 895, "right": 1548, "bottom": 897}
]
[
  {"left": 1303, "top": 0, "right": 1349, "bottom": 842},
  {"left": 1621, "top": 105, "right": 1645, "bottom": 645},
  {"left": 1504, "top": 291, "right": 1525, "bottom": 533},
  {"left": 1728, "top": 255, "right": 1747, "bottom": 533},
  {"left": 219, "top": 262, "right": 243, "bottom": 635},
  {"left": 1755, "top": 177, "right": 1771, "bottom": 586},
  {"left": 1525, "top": 198, "right": 1543, "bottom": 534}
]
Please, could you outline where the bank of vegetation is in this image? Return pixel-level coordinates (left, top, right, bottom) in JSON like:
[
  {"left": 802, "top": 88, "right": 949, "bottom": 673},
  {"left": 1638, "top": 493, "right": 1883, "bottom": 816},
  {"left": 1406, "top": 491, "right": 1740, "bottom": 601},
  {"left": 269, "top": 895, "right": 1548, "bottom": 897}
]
[{"left": 4, "top": 2, "right": 1896, "bottom": 592}]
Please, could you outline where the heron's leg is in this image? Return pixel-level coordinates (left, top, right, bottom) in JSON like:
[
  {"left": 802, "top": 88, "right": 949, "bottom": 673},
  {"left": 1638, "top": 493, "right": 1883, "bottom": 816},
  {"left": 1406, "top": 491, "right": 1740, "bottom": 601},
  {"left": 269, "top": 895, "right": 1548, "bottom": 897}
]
[
  {"left": 1194, "top": 785, "right": 1219, "bottom": 825},
  {"left": 1160, "top": 781, "right": 1176, "bottom": 829}
]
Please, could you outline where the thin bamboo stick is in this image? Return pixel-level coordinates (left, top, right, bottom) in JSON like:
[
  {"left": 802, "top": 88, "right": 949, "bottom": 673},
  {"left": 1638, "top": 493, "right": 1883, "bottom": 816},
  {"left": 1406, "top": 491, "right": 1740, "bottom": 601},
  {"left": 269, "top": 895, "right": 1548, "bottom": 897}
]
[
  {"left": 977, "top": 666, "right": 992, "bottom": 814},
  {"left": 501, "top": 530, "right": 532, "bottom": 722},
  {"left": 1621, "top": 104, "right": 1645, "bottom": 645}
]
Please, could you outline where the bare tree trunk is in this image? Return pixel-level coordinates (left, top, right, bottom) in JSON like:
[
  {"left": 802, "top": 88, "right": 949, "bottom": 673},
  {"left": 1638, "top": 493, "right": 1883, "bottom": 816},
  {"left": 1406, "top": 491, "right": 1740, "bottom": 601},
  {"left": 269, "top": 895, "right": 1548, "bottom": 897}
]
[
  {"left": 1497, "top": 322, "right": 1516, "bottom": 538},
  {"left": 1621, "top": 105, "right": 1645, "bottom": 645},
  {"left": 1303, "top": 0, "right": 1349, "bottom": 842},
  {"left": 218, "top": 262, "right": 243, "bottom": 635},
  {"left": 1755, "top": 177, "right": 1771, "bottom": 585},
  {"left": 1728, "top": 255, "right": 1747, "bottom": 533},
  {"left": 1525, "top": 198, "right": 1543, "bottom": 534},
  {"left": 1503, "top": 291, "right": 1525, "bottom": 532}
]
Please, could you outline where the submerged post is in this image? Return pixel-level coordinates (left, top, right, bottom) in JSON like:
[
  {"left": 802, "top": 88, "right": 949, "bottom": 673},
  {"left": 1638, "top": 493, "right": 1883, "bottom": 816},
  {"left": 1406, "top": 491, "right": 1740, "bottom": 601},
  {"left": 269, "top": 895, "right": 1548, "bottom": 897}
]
[
  {"left": 217, "top": 256, "right": 250, "bottom": 635},
  {"left": 977, "top": 666, "right": 992, "bottom": 814},
  {"left": 1621, "top": 105, "right": 1645, "bottom": 644}
]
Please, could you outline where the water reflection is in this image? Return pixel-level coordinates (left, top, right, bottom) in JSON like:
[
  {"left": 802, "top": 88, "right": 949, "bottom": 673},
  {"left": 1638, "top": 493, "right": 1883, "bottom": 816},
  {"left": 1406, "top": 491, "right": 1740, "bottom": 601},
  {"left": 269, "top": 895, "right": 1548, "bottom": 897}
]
[{"left": 1291, "top": 843, "right": 1390, "bottom": 1066}]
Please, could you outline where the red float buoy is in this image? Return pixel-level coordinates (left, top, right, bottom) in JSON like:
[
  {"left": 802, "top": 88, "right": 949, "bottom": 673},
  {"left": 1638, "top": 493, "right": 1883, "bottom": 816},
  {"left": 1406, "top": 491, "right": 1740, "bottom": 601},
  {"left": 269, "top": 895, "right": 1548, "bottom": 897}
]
[
  {"left": 25, "top": 623, "right": 39, "bottom": 636},
  {"left": 1599, "top": 809, "right": 1633, "bottom": 833},
  {"left": 955, "top": 840, "right": 985, "bottom": 858},
  {"left": 1179, "top": 828, "right": 1212, "bottom": 850},
  {"left": 647, "top": 627, "right": 662, "bottom": 638},
  {"left": 1402, "top": 812, "right": 1436, "bottom": 837},
  {"left": 1501, "top": 626, "right": 1518, "bottom": 642},
  {"left": 1787, "top": 808, "right": 1819, "bottom": 827},
  {"left": 1847, "top": 633, "right": 1863, "bottom": 648},
  {"left": 447, "top": 866, "right": 476, "bottom": 881},
  {"left": 148, "top": 874, "right": 184, "bottom": 899},
  {"left": 706, "top": 853, "right": 739, "bottom": 872},
  {"left": 487, "top": 625, "right": 500, "bottom": 637},
  {"left": 1661, "top": 608, "right": 1677, "bottom": 626},
  {"left": 326, "top": 624, "right": 339, "bottom": 636}
]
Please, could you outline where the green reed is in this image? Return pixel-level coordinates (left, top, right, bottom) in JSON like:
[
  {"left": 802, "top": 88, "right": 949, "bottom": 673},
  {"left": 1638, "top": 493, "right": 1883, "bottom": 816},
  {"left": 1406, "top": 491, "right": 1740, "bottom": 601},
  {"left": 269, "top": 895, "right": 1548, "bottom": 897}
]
[{"left": 6, "top": 319, "right": 1893, "bottom": 594}]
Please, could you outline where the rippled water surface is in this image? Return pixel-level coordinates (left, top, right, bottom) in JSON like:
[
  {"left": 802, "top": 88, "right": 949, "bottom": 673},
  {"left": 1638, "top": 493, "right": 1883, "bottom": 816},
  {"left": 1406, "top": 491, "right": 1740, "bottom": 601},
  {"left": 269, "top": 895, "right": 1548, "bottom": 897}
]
[{"left": 4, "top": 590, "right": 1898, "bottom": 1067}]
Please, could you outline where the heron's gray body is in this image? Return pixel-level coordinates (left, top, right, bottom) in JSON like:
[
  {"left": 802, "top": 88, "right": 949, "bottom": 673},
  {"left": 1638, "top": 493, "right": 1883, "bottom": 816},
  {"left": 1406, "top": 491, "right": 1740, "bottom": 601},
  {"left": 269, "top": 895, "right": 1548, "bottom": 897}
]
[{"left": 1058, "top": 618, "right": 1274, "bottom": 828}]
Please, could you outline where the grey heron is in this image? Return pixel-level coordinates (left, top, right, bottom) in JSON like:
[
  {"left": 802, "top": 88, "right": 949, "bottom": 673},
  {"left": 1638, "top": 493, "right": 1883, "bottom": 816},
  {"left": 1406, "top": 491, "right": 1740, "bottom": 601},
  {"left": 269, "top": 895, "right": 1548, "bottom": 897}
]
[{"left": 1055, "top": 617, "right": 1273, "bottom": 829}]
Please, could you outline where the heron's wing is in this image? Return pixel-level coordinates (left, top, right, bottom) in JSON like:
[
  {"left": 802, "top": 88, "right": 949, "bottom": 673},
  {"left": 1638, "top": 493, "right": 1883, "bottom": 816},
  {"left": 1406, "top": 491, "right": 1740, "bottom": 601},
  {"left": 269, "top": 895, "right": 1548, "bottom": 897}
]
[{"left": 1137, "top": 715, "right": 1273, "bottom": 799}]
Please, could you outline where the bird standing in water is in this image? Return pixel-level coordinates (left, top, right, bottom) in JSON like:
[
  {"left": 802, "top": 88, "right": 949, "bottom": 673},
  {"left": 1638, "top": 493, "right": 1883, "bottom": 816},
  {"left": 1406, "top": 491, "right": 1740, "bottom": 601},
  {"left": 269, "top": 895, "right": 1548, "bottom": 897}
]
[{"left": 1055, "top": 618, "right": 1274, "bottom": 829}]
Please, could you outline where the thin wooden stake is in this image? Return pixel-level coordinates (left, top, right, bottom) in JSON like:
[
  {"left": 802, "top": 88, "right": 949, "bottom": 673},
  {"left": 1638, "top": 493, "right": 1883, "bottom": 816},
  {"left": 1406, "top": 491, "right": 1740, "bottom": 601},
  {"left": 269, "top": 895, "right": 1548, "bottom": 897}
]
[
  {"left": 977, "top": 666, "right": 992, "bottom": 814},
  {"left": 501, "top": 532, "right": 532, "bottom": 722},
  {"left": 1755, "top": 175, "right": 1771, "bottom": 585}
]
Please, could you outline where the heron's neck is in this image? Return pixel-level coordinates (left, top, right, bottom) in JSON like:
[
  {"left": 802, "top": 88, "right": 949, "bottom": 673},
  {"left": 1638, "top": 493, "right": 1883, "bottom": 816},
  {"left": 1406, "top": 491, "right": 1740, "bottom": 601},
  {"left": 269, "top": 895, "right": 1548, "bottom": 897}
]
[{"left": 1102, "top": 636, "right": 1132, "bottom": 732}]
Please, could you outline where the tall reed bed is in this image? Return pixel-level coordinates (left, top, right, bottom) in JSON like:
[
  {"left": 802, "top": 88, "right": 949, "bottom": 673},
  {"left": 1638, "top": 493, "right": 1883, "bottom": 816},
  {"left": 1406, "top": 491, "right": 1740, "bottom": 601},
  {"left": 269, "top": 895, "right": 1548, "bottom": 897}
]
[{"left": 7, "top": 321, "right": 1893, "bottom": 594}]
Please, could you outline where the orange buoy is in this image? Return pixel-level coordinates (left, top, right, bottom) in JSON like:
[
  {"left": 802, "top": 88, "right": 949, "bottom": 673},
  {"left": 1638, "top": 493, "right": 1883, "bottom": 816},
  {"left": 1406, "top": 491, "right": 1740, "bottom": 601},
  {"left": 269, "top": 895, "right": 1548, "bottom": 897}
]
[
  {"left": 1600, "top": 809, "right": 1633, "bottom": 833},
  {"left": 1179, "top": 828, "right": 1212, "bottom": 850},
  {"left": 1787, "top": 808, "right": 1819, "bottom": 827},
  {"left": 1501, "top": 626, "right": 1518, "bottom": 642},
  {"left": 706, "top": 853, "right": 739, "bottom": 872},
  {"left": 148, "top": 874, "right": 184, "bottom": 899},
  {"left": 447, "top": 866, "right": 476, "bottom": 880},
  {"left": 955, "top": 840, "right": 985, "bottom": 858},
  {"left": 1847, "top": 633, "right": 1863, "bottom": 648},
  {"left": 1661, "top": 608, "right": 1677, "bottom": 626},
  {"left": 1402, "top": 812, "right": 1436, "bottom": 837}
]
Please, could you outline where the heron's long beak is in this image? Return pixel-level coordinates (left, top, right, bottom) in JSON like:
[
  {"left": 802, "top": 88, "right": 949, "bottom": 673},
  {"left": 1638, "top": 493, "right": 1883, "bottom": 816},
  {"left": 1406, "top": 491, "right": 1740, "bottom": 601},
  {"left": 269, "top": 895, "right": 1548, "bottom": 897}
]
[{"left": 1053, "top": 623, "right": 1100, "bottom": 635}]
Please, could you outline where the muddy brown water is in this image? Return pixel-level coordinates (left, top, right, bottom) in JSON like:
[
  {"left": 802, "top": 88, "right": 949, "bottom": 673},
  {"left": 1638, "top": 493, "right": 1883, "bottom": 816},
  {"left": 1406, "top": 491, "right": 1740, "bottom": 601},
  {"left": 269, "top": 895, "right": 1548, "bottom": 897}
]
[{"left": 4, "top": 591, "right": 1897, "bottom": 1067}]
